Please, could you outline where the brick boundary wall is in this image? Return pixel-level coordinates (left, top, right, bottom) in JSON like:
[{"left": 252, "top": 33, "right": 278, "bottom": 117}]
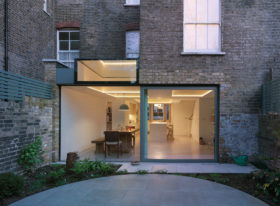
[{"left": 0, "top": 62, "right": 59, "bottom": 174}]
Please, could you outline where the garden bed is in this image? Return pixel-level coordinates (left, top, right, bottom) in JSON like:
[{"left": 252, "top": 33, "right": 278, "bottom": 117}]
[
  {"left": 0, "top": 162, "right": 121, "bottom": 206},
  {"left": 180, "top": 173, "right": 278, "bottom": 206},
  {"left": 1, "top": 164, "right": 279, "bottom": 206}
]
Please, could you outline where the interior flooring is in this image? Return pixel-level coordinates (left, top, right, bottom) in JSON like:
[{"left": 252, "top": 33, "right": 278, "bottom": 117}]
[{"left": 78, "top": 134, "right": 214, "bottom": 161}]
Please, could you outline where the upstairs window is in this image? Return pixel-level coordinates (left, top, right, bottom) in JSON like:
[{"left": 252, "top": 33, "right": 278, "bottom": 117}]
[
  {"left": 43, "top": 0, "right": 47, "bottom": 12},
  {"left": 57, "top": 30, "right": 80, "bottom": 68},
  {"left": 184, "top": 0, "right": 220, "bottom": 52},
  {"left": 125, "top": 0, "right": 140, "bottom": 6},
  {"left": 126, "top": 30, "right": 140, "bottom": 59}
]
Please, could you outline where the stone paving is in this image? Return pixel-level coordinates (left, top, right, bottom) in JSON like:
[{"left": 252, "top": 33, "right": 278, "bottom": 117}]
[
  {"left": 11, "top": 175, "right": 267, "bottom": 206},
  {"left": 116, "top": 162, "right": 258, "bottom": 174}
]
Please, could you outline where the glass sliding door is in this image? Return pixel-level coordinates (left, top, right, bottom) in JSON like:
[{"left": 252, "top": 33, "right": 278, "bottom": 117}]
[{"left": 140, "top": 87, "right": 218, "bottom": 161}]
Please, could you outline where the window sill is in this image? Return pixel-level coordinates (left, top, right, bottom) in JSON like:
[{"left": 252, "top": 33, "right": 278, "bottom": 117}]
[
  {"left": 181, "top": 51, "right": 226, "bottom": 56},
  {"left": 124, "top": 4, "right": 140, "bottom": 7}
]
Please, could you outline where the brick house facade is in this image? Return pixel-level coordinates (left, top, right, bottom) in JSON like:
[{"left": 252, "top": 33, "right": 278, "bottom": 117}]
[{"left": 0, "top": 0, "right": 280, "bottom": 172}]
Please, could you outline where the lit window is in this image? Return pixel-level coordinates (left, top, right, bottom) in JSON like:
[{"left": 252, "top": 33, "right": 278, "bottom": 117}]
[
  {"left": 126, "top": 31, "right": 140, "bottom": 59},
  {"left": 125, "top": 0, "right": 140, "bottom": 5},
  {"left": 57, "top": 31, "right": 80, "bottom": 68},
  {"left": 43, "top": 0, "right": 47, "bottom": 12},
  {"left": 184, "top": 0, "right": 220, "bottom": 52}
]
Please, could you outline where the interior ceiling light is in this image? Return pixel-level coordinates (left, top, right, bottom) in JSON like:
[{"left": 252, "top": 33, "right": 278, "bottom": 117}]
[
  {"left": 100, "top": 60, "right": 136, "bottom": 66},
  {"left": 172, "top": 90, "right": 212, "bottom": 97},
  {"left": 88, "top": 87, "right": 140, "bottom": 98}
]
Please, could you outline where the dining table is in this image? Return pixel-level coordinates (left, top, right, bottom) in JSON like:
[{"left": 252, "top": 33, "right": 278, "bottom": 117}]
[{"left": 105, "top": 128, "right": 139, "bottom": 152}]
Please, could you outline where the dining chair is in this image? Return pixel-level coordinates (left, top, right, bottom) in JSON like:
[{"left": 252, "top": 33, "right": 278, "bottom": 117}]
[{"left": 104, "top": 131, "right": 122, "bottom": 158}]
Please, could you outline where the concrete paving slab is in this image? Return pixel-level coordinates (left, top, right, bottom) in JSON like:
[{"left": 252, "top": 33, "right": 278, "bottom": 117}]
[
  {"left": 11, "top": 175, "right": 268, "bottom": 206},
  {"left": 116, "top": 162, "right": 258, "bottom": 173}
]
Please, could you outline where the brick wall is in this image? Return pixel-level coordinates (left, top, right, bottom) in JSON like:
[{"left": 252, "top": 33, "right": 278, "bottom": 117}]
[
  {"left": 0, "top": 62, "right": 59, "bottom": 174},
  {"left": 0, "top": 97, "right": 55, "bottom": 173},
  {"left": 0, "top": 0, "right": 5, "bottom": 70},
  {"left": 80, "top": 0, "right": 140, "bottom": 59},
  {"left": 139, "top": 0, "right": 280, "bottom": 158},
  {"left": 0, "top": 0, "right": 56, "bottom": 80}
]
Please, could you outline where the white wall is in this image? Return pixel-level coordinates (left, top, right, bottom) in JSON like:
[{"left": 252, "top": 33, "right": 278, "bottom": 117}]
[
  {"left": 172, "top": 100, "right": 195, "bottom": 136},
  {"left": 111, "top": 98, "right": 126, "bottom": 130},
  {"left": 61, "top": 87, "right": 107, "bottom": 160}
]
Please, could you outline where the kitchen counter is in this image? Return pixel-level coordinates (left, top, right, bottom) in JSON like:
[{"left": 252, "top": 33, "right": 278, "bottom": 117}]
[{"left": 150, "top": 122, "right": 167, "bottom": 142}]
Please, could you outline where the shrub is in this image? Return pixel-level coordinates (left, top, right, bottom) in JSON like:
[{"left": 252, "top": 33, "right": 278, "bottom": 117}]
[
  {"left": 254, "top": 170, "right": 280, "bottom": 202},
  {"left": 136, "top": 170, "right": 148, "bottom": 175},
  {"left": 99, "top": 163, "right": 115, "bottom": 176},
  {"left": 116, "top": 170, "right": 128, "bottom": 175},
  {"left": 47, "top": 168, "right": 65, "bottom": 185},
  {"left": 18, "top": 137, "right": 43, "bottom": 170},
  {"left": 71, "top": 160, "right": 115, "bottom": 177},
  {"left": 70, "top": 159, "right": 93, "bottom": 177},
  {"left": 0, "top": 173, "right": 24, "bottom": 200},
  {"left": 155, "top": 170, "right": 168, "bottom": 174},
  {"left": 209, "top": 173, "right": 229, "bottom": 184}
]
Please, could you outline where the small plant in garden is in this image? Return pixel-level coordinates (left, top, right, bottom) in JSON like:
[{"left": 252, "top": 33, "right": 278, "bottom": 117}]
[
  {"left": 0, "top": 173, "right": 24, "bottom": 200},
  {"left": 210, "top": 173, "right": 229, "bottom": 183},
  {"left": 155, "top": 170, "right": 168, "bottom": 174},
  {"left": 116, "top": 169, "right": 128, "bottom": 175},
  {"left": 70, "top": 159, "right": 115, "bottom": 178},
  {"left": 253, "top": 170, "right": 280, "bottom": 202},
  {"left": 47, "top": 168, "right": 65, "bottom": 185},
  {"left": 99, "top": 163, "right": 115, "bottom": 176},
  {"left": 197, "top": 175, "right": 208, "bottom": 180},
  {"left": 136, "top": 170, "right": 148, "bottom": 175},
  {"left": 18, "top": 136, "right": 43, "bottom": 170}
]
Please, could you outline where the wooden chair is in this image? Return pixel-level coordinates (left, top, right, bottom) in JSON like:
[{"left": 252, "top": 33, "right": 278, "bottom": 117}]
[{"left": 104, "top": 131, "right": 122, "bottom": 158}]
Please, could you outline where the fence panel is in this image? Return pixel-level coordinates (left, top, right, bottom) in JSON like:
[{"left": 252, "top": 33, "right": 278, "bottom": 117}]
[
  {"left": 0, "top": 70, "right": 51, "bottom": 101},
  {"left": 262, "top": 79, "right": 280, "bottom": 114}
]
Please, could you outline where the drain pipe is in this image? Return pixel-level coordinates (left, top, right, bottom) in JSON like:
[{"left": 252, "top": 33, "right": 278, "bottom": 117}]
[{"left": 4, "top": 0, "right": 8, "bottom": 71}]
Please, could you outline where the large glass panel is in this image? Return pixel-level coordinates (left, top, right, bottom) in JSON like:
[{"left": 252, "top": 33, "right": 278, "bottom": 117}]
[
  {"left": 208, "top": 0, "right": 219, "bottom": 23},
  {"left": 60, "top": 86, "right": 140, "bottom": 162},
  {"left": 208, "top": 25, "right": 219, "bottom": 50},
  {"left": 77, "top": 60, "right": 137, "bottom": 83},
  {"left": 184, "top": 0, "right": 196, "bottom": 22},
  {"left": 146, "top": 88, "right": 215, "bottom": 160},
  {"left": 197, "top": 0, "right": 207, "bottom": 23},
  {"left": 196, "top": 25, "right": 207, "bottom": 49},
  {"left": 184, "top": 24, "right": 196, "bottom": 50}
]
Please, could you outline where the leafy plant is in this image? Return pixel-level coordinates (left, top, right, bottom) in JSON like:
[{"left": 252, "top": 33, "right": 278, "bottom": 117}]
[
  {"left": 99, "top": 163, "right": 115, "bottom": 176},
  {"left": 155, "top": 170, "right": 168, "bottom": 174},
  {"left": 71, "top": 159, "right": 95, "bottom": 177},
  {"left": 116, "top": 170, "right": 128, "bottom": 175},
  {"left": 18, "top": 137, "right": 43, "bottom": 170},
  {"left": 28, "top": 180, "right": 46, "bottom": 192},
  {"left": 47, "top": 168, "right": 65, "bottom": 184},
  {"left": 70, "top": 159, "right": 115, "bottom": 178},
  {"left": 0, "top": 173, "right": 24, "bottom": 200},
  {"left": 136, "top": 170, "right": 148, "bottom": 175},
  {"left": 197, "top": 175, "right": 208, "bottom": 180},
  {"left": 253, "top": 170, "right": 280, "bottom": 202}
]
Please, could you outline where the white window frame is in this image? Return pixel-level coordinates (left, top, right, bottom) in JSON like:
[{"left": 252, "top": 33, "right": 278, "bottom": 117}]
[
  {"left": 126, "top": 30, "right": 140, "bottom": 59},
  {"left": 43, "top": 0, "right": 47, "bottom": 12},
  {"left": 57, "top": 30, "right": 80, "bottom": 68},
  {"left": 124, "top": 0, "right": 140, "bottom": 6},
  {"left": 183, "top": 0, "right": 224, "bottom": 55}
]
